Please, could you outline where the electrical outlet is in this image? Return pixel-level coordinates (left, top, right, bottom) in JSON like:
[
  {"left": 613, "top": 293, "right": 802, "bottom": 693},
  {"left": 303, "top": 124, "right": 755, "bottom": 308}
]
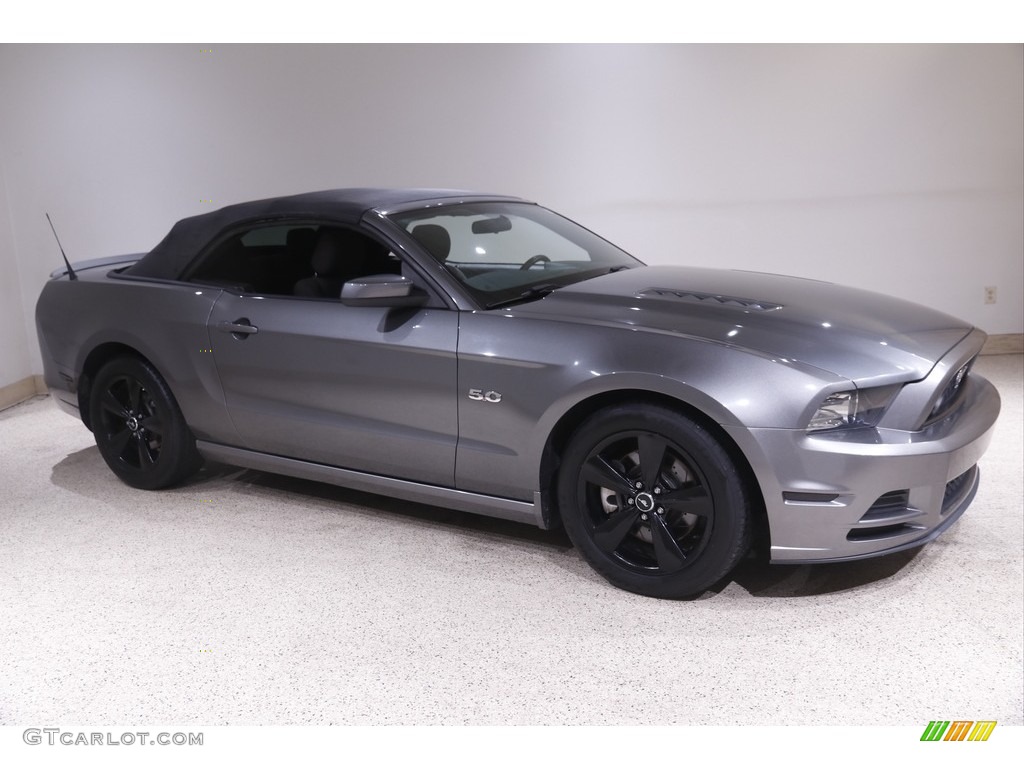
[{"left": 984, "top": 286, "right": 997, "bottom": 305}]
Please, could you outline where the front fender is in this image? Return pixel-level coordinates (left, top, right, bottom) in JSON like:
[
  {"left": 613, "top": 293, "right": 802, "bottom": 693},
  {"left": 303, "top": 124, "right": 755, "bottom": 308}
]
[{"left": 455, "top": 311, "right": 845, "bottom": 501}]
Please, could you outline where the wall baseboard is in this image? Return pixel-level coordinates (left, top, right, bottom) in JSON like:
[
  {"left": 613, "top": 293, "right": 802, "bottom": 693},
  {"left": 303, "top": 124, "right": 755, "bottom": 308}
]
[
  {"left": 0, "top": 375, "right": 47, "bottom": 412},
  {"left": 982, "top": 334, "right": 1024, "bottom": 355}
]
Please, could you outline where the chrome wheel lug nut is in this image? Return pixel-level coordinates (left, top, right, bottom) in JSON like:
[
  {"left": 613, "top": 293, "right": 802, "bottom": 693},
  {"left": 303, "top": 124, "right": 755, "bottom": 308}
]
[
  {"left": 640, "top": 513, "right": 649, "bottom": 521},
  {"left": 635, "top": 482, "right": 643, "bottom": 489}
]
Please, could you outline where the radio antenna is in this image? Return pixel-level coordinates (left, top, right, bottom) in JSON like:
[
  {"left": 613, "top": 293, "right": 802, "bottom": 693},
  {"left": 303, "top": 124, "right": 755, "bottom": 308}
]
[{"left": 45, "top": 213, "right": 77, "bottom": 281}]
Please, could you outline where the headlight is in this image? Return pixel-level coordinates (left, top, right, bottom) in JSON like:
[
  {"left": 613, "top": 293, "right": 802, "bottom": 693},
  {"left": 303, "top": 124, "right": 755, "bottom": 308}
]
[{"left": 807, "top": 385, "right": 901, "bottom": 431}]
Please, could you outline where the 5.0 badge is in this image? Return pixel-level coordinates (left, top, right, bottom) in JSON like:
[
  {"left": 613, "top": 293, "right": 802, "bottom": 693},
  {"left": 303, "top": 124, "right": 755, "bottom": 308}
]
[{"left": 468, "top": 389, "right": 503, "bottom": 403}]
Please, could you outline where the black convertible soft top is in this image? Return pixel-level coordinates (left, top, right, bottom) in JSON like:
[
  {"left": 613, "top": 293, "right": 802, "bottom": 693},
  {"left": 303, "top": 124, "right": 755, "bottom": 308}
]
[{"left": 125, "top": 187, "right": 524, "bottom": 280}]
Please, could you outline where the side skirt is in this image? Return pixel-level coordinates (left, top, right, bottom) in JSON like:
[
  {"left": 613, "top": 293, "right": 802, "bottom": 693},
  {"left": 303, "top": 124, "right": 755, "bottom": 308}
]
[{"left": 195, "top": 441, "right": 547, "bottom": 528}]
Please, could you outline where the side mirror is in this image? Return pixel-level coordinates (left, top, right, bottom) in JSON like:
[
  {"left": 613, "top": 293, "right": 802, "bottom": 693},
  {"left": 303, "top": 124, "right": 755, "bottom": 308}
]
[{"left": 340, "top": 274, "right": 428, "bottom": 307}]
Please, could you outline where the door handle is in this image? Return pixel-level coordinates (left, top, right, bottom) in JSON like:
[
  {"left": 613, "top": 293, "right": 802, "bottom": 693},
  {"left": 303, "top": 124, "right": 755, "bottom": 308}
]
[{"left": 217, "top": 318, "right": 259, "bottom": 338}]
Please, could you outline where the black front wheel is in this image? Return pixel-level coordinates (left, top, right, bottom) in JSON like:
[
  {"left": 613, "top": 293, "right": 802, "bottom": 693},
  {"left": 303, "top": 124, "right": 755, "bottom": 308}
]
[
  {"left": 89, "top": 356, "right": 203, "bottom": 490},
  {"left": 557, "top": 404, "right": 752, "bottom": 598}
]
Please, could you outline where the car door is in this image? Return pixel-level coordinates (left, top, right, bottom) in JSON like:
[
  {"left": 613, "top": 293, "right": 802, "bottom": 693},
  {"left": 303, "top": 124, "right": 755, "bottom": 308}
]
[{"left": 202, "top": 223, "right": 459, "bottom": 487}]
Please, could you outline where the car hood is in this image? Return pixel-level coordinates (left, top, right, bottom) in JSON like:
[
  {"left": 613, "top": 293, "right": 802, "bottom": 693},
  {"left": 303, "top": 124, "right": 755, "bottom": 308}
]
[{"left": 511, "top": 266, "right": 972, "bottom": 383}]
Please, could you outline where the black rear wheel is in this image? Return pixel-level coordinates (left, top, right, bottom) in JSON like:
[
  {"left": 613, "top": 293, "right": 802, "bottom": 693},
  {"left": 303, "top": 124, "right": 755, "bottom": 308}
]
[
  {"left": 557, "top": 404, "right": 752, "bottom": 598},
  {"left": 89, "top": 356, "right": 203, "bottom": 489}
]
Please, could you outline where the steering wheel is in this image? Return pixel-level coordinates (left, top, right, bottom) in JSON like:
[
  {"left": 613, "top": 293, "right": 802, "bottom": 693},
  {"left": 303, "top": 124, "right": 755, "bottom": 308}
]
[{"left": 520, "top": 254, "right": 551, "bottom": 270}]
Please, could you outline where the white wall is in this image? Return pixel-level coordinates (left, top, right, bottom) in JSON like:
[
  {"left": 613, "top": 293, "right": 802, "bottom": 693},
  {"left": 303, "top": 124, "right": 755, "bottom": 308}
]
[
  {"left": 0, "top": 44, "right": 1020, "bottom": 387},
  {"left": 0, "top": 151, "right": 30, "bottom": 386}
]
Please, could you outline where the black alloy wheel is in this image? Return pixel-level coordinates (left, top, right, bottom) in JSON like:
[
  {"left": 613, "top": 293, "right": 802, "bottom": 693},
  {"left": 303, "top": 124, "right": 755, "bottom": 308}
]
[
  {"left": 89, "top": 356, "right": 202, "bottom": 489},
  {"left": 558, "top": 404, "right": 751, "bottom": 598}
]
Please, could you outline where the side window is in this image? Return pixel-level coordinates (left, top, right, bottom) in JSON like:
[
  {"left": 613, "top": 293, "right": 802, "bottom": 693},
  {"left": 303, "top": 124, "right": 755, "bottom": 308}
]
[
  {"left": 188, "top": 223, "right": 402, "bottom": 298},
  {"left": 292, "top": 227, "right": 401, "bottom": 299}
]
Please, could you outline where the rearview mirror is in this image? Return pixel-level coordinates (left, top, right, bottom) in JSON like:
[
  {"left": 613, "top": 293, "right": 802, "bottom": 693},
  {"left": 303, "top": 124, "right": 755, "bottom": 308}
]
[
  {"left": 341, "top": 275, "right": 427, "bottom": 307},
  {"left": 471, "top": 215, "right": 512, "bottom": 234}
]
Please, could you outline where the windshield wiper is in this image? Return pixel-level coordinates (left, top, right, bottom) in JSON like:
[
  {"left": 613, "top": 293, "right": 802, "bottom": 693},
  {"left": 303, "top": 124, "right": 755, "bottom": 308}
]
[{"left": 485, "top": 283, "right": 563, "bottom": 310}]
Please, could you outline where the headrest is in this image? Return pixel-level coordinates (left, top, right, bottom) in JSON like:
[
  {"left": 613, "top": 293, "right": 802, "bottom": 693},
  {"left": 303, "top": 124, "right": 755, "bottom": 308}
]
[
  {"left": 411, "top": 224, "right": 451, "bottom": 262},
  {"left": 287, "top": 227, "right": 317, "bottom": 251},
  {"left": 311, "top": 228, "right": 369, "bottom": 276}
]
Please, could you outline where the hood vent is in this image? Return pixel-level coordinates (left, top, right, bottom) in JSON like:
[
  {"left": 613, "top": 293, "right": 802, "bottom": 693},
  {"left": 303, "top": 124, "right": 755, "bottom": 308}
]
[{"left": 639, "top": 288, "right": 783, "bottom": 312}]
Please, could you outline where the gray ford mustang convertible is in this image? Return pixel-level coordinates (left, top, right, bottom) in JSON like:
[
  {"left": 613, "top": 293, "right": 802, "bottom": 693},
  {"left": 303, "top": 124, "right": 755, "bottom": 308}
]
[{"left": 36, "top": 188, "right": 1001, "bottom": 597}]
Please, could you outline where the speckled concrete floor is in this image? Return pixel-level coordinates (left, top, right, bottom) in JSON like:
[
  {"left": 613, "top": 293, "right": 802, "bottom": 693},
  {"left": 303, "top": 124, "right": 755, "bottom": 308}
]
[{"left": 1, "top": 356, "right": 1020, "bottom": 726}]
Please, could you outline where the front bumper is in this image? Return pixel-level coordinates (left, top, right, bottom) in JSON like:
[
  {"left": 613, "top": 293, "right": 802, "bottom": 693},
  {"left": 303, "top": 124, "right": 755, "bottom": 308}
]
[{"left": 732, "top": 372, "right": 1001, "bottom": 564}]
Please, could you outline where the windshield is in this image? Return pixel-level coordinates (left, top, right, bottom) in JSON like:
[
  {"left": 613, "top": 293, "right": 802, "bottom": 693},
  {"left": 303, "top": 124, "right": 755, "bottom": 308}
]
[{"left": 387, "top": 202, "right": 642, "bottom": 308}]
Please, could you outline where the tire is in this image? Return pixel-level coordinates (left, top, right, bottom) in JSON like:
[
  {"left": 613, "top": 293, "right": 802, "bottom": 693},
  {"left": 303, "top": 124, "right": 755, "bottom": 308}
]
[
  {"left": 88, "top": 356, "right": 203, "bottom": 490},
  {"left": 557, "top": 403, "right": 752, "bottom": 598}
]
